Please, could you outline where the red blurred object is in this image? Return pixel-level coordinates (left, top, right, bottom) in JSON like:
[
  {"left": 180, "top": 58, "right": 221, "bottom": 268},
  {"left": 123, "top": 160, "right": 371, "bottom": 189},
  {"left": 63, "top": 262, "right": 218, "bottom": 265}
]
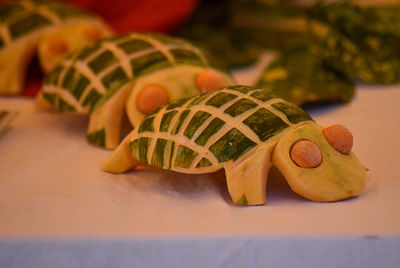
[
  {"left": 0, "top": 0, "right": 200, "bottom": 33},
  {"left": 0, "top": 0, "right": 200, "bottom": 96},
  {"left": 67, "top": 0, "right": 200, "bottom": 34}
]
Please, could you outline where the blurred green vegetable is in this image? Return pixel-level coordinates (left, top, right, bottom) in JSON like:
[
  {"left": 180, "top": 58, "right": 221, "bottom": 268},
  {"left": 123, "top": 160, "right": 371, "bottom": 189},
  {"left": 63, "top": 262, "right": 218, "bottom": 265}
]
[
  {"left": 256, "top": 46, "right": 354, "bottom": 106},
  {"left": 176, "top": 0, "right": 261, "bottom": 69},
  {"left": 177, "top": 24, "right": 261, "bottom": 69},
  {"left": 177, "top": 0, "right": 400, "bottom": 105},
  {"left": 309, "top": 2, "right": 400, "bottom": 84}
]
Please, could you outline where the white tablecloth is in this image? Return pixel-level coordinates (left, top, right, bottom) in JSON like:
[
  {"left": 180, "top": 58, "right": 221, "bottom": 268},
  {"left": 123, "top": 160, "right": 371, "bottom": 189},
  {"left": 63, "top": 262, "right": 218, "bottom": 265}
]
[{"left": 1, "top": 55, "right": 399, "bottom": 267}]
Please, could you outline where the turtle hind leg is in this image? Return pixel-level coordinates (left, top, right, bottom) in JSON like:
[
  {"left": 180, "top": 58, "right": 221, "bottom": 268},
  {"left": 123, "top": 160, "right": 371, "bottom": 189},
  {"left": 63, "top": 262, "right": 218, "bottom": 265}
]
[
  {"left": 224, "top": 145, "right": 274, "bottom": 205},
  {"left": 87, "top": 84, "right": 132, "bottom": 149}
]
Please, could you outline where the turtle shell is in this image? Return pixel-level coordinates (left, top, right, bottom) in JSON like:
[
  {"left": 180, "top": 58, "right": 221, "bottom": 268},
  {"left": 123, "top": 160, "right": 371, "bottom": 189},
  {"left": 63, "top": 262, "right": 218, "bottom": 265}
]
[
  {"left": 41, "top": 32, "right": 233, "bottom": 148},
  {"left": 129, "top": 85, "right": 313, "bottom": 173},
  {"left": 0, "top": 0, "right": 112, "bottom": 95}
]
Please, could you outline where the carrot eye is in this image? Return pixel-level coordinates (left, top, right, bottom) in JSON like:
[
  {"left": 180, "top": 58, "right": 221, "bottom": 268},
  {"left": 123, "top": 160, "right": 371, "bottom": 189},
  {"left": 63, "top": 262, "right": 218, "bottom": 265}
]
[
  {"left": 195, "top": 70, "right": 226, "bottom": 93},
  {"left": 136, "top": 84, "right": 170, "bottom": 114},
  {"left": 290, "top": 139, "right": 322, "bottom": 168},
  {"left": 323, "top": 124, "right": 353, "bottom": 155},
  {"left": 83, "top": 26, "right": 103, "bottom": 42},
  {"left": 48, "top": 36, "right": 69, "bottom": 55}
]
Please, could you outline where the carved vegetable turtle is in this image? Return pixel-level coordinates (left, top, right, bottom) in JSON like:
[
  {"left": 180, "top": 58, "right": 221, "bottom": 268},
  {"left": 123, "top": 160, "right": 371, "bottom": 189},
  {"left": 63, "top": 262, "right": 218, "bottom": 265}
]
[
  {"left": 103, "top": 85, "right": 366, "bottom": 205},
  {"left": 40, "top": 32, "right": 233, "bottom": 148},
  {"left": 0, "top": 0, "right": 113, "bottom": 95}
]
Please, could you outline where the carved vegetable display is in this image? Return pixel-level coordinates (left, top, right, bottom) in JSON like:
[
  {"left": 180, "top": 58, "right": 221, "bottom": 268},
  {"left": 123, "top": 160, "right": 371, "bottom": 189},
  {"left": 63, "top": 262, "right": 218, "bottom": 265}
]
[
  {"left": 103, "top": 86, "right": 366, "bottom": 205},
  {"left": 0, "top": 0, "right": 113, "bottom": 95},
  {"left": 41, "top": 32, "right": 233, "bottom": 148}
]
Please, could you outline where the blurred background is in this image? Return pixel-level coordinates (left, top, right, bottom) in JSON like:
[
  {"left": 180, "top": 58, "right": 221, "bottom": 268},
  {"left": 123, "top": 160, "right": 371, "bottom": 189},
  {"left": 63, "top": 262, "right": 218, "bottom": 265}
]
[{"left": 3, "top": 0, "right": 400, "bottom": 105}]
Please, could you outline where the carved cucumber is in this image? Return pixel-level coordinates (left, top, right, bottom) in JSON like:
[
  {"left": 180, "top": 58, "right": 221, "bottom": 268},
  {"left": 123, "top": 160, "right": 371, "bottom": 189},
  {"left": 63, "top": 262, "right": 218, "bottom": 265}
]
[
  {"left": 103, "top": 86, "right": 366, "bottom": 205},
  {"left": 0, "top": 0, "right": 112, "bottom": 95},
  {"left": 41, "top": 32, "right": 234, "bottom": 148}
]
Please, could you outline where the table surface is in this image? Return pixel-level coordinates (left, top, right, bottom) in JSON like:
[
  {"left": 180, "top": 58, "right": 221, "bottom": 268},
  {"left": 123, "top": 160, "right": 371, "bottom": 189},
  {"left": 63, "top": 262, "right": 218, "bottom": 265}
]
[{"left": 1, "top": 54, "right": 400, "bottom": 267}]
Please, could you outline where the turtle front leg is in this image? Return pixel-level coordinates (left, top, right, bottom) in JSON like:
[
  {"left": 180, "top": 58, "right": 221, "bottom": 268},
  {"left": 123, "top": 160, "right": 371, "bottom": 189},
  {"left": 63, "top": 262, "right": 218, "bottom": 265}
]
[
  {"left": 87, "top": 84, "right": 132, "bottom": 149},
  {"left": 224, "top": 145, "right": 274, "bottom": 205},
  {"left": 0, "top": 39, "right": 37, "bottom": 95},
  {"left": 101, "top": 131, "right": 140, "bottom": 173}
]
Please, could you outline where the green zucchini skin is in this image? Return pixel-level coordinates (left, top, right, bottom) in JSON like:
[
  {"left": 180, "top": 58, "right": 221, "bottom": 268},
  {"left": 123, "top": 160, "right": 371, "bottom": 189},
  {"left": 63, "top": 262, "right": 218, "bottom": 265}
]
[{"left": 130, "top": 86, "right": 313, "bottom": 173}]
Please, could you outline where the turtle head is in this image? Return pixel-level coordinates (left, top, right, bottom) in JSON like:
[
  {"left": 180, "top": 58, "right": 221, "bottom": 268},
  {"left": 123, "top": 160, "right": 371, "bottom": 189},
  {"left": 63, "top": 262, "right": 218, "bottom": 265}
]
[{"left": 272, "top": 122, "right": 366, "bottom": 202}]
